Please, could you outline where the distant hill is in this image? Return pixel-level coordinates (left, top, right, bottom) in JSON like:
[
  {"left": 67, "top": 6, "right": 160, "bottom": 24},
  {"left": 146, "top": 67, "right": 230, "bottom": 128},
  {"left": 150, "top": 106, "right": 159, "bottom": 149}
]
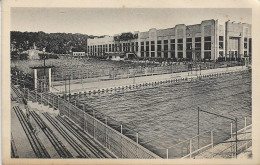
[{"left": 11, "top": 31, "right": 97, "bottom": 54}]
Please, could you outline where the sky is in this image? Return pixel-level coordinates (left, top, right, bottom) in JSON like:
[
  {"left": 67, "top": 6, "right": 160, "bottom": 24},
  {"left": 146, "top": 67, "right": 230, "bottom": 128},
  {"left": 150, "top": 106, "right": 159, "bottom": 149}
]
[{"left": 11, "top": 8, "right": 252, "bottom": 36}]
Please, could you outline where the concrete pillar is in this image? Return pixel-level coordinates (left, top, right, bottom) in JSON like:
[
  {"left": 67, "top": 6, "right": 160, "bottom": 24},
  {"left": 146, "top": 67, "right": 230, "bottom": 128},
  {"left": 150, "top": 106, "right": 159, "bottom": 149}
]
[
  {"left": 49, "top": 68, "right": 52, "bottom": 92},
  {"left": 34, "top": 69, "right": 37, "bottom": 90},
  {"left": 214, "top": 20, "right": 219, "bottom": 61},
  {"left": 137, "top": 32, "right": 141, "bottom": 57},
  {"left": 225, "top": 21, "right": 230, "bottom": 60}
]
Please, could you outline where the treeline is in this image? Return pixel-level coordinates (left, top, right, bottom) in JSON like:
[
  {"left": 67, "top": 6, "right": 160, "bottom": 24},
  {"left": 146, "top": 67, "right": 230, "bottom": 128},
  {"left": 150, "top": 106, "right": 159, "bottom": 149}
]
[{"left": 11, "top": 31, "right": 96, "bottom": 54}]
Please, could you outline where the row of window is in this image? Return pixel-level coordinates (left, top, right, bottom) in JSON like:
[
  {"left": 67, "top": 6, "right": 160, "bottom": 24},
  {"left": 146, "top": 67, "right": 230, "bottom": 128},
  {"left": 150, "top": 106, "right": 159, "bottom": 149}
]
[
  {"left": 87, "top": 36, "right": 232, "bottom": 53},
  {"left": 140, "top": 51, "right": 214, "bottom": 59}
]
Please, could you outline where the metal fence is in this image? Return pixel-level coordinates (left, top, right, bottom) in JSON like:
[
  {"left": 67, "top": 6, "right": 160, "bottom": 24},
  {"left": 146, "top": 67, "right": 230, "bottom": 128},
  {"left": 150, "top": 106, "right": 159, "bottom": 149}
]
[
  {"left": 162, "top": 117, "right": 252, "bottom": 159},
  {"left": 16, "top": 85, "right": 161, "bottom": 159},
  {"left": 51, "top": 61, "right": 245, "bottom": 82}
]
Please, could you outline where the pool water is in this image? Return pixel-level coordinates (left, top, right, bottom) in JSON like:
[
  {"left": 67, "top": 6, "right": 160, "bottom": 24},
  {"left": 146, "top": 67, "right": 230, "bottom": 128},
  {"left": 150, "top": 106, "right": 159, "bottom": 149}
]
[{"left": 77, "top": 71, "right": 251, "bottom": 157}]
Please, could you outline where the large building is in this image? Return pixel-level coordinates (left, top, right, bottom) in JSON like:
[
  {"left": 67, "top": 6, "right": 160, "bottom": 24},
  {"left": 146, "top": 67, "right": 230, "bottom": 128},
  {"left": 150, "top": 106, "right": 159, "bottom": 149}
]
[{"left": 87, "top": 19, "right": 252, "bottom": 61}]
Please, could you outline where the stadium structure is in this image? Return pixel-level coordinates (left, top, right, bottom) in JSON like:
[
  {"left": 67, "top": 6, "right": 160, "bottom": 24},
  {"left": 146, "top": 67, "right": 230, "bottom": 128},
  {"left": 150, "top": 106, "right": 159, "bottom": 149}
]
[{"left": 87, "top": 19, "right": 252, "bottom": 61}]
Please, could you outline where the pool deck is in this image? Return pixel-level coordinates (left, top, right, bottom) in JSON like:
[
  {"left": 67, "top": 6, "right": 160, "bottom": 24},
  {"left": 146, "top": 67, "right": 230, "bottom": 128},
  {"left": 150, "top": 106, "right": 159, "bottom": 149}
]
[{"left": 52, "top": 65, "right": 248, "bottom": 94}]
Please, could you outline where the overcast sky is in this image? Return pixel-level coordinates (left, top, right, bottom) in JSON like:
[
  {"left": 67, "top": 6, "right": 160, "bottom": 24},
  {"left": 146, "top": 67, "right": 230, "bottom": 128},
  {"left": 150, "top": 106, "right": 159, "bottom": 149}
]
[{"left": 11, "top": 8, "right": 251, "bottom": 36}]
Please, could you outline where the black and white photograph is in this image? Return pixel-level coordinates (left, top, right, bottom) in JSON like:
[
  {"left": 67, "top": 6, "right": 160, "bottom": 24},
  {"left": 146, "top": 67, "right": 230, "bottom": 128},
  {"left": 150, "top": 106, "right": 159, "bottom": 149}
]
[{"left": 2, "top": 0, "right": 260, "bottom": 164}]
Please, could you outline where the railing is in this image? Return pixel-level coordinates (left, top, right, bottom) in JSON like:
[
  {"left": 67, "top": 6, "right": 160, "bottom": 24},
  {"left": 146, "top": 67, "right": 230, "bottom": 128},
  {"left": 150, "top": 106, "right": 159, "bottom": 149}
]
[
  {"left": 50, "top": 61, "right": 245, "bottom": 82},
  {"left": 15, "top": 84, "right": 161, "bottom": 159},
  {"left": 167, "top": 119, "right": 252, "bottom": 159},
  {"left": 163, "top": 130, "right": 213, "bottom": 159}
]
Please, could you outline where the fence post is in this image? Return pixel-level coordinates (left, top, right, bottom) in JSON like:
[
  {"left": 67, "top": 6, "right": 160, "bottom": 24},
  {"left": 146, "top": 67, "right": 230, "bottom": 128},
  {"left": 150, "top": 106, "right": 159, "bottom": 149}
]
[
  {"left": 47, "top": 93, "right": 50, "bottom": 107},
  {"left": 27, "top": 89, "right": 29, "bottom": 101},
  {"left": 166, "top": 148, "right": 169, "bottom": 159},
  {"left": 93, "top": 111, "right": 96, "bottom": 139},
  {"left": 40, "top": 93, "right": 43, "bottom": 105},
  {"left": 245, "top": 117, "right": 247, "bottom": 149},
  {"left": 68, "top": 102, "right": 70, "bottom": 118},
  {"left": 52, "top": 95, "right": 55, "bottom": 109},
  {"left": 35, "top": 90, "right": 37, "bottom": 103},
  {"left": 83, "top": 112, "right": 86, "bottom": 132},
  {"left": 136, "top": 133, "right": 139, "bottom": 158},
  {"left": 57, "top": 97, "right": 59, "bottom": 110},
  {"left": 190, "top": 139, "right": 192, "bottom": 158},
  {"left": 211, "top": 131, "right": 214, "bottom": 158},
  {"left": 231, "top": 122, "right": 233, "bottom": 138},
  {"left": 105, "top": 117, "right": 108, "bottom": 148},
  {"left": 85, "top": 112, "right": 88, "bottom": 133},
  {"left": 121, "top": 135, "right": 123, "bottom": 158}
]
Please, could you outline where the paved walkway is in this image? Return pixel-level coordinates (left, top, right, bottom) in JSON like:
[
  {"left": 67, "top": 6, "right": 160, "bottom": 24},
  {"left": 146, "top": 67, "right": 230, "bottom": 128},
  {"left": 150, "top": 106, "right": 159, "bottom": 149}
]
[{"left": 52, "top": 66, "right": 247, "bottom": 94}]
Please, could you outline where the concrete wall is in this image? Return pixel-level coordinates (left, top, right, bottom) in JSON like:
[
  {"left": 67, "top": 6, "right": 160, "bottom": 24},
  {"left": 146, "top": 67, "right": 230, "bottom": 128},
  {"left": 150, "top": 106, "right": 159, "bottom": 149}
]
[{"left": 225, "top": 21, "right": 252, "bottom": 58}]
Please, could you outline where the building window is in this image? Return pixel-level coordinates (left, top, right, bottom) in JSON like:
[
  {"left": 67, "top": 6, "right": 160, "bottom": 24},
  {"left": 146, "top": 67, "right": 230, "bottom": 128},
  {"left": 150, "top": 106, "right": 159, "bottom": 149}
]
[
  {"left": 109, "top": 44, "right": 111, "bottom": 52},
  {"left": 177, "top": 38, "right": 183, "bottom": 51},
  {"left": 103, "top": 45, "right": 106, "bottom": 52},
  {"left": 219, "top": 36, "right": 224, "bottom": 41},
  {"left": 204, "top": 42, "right": 211, "bottom": 50},
  {"left": 244, "top": 43, "right": 247, "bottom": 49},
  {"left": 135, "top": 42, "right": 138, "bottom": 51},
  {"left": 170, "top": 39, "right": 175, "bottom": 43},
  {"left": 131, "top": 42, "right": 134, "bottom": 52},
  {"left": 195, "top": 37, "right": 201, "bottom": 42},
  {"left": 186, "top": 43, "right": 192, "bottom": 50},
  {"left": 146, "top": 44, "right": 149, "bottom": 52},
  {"left": 164, "top": 40, "right": 168, "bottom": 51},
  {"left": 112, "top": 44, "right": 115, "bottom": 52},
  {"left": 151, "top": 41, "right": 155, "bottom": 51},
  {"left": 141, "top": 42, "right": 144, "bottom": 51},
  {"left": 158, "top": 52, "right": 161, "bottom": 57},
  {"left": 219, "top": 42, "right": 223, "bottom": 49},
  {"left": 178, "top": 52, "right": 183, "bottom": 58},
  {"left": 146, "top": 51, "right": 149, "bottom": 57},
  {"left": 157, "top": 45, "right": 161, "bottom": 51},
  {"left": 170, "top": 43, "right": 175, "bottom": 50},
  {"left": 178, "top": 39, "right": 183, "bottom": 43},
  {"left": 219, "top": 51, "right": 224, "bottom": 57},
  {"left": 151, "top": 45, "right": 155, "bottom": 51},
  {"left": 204, "top": 36, "right": 211, "bottom": 50},
  {"left": 219, "top": 36, "right": 224, "bottom": 50},
  {"left": 164, "top": 52, "right": 168, "bottom": 58},
  {"left": 177, "top": 44, "right": 183, "bottom": 51},
  {"left": 204, "top": 36, "right": 211, "bottom": 42},
  {"left": 204, "top": 51, "right": 211, "bottom": 59},
  {"left": 157, "top": 40, "right": 162, "bottom": 54},
  {"left": 127, "top": 43, "right": 130, "bottom": 52},
  {"left": 141, "top": 52, "right": 144, "bottom": 57},
  {"left": 151, "top": 52, "right": 155, "bottom": 57},
  {"left": 244, "top": 51, "right": 247, "bottom": 56},
  {"left": 186, "top": 52, "right": 192, "bottom": 59},
  {"left": 119, "top": 44, "right": 122, "bottom": 51},
  {"left": 195, "top": 43, "right": 201, "bottom": 50},
  {"left": 187, "top": 38, "right": 192, "bottom": 42},
  {"left": 244, "top": 38, "right": 248, "bottom": 42},
  {"left": 170, "top": 52, "right": 175, "bottom": 58}
]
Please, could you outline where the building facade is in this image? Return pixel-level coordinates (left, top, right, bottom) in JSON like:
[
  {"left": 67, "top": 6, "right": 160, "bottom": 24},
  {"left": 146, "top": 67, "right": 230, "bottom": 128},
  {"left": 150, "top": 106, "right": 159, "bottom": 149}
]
[{"left": 87, "top": 19, "right": 252, "bottom": 61}]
